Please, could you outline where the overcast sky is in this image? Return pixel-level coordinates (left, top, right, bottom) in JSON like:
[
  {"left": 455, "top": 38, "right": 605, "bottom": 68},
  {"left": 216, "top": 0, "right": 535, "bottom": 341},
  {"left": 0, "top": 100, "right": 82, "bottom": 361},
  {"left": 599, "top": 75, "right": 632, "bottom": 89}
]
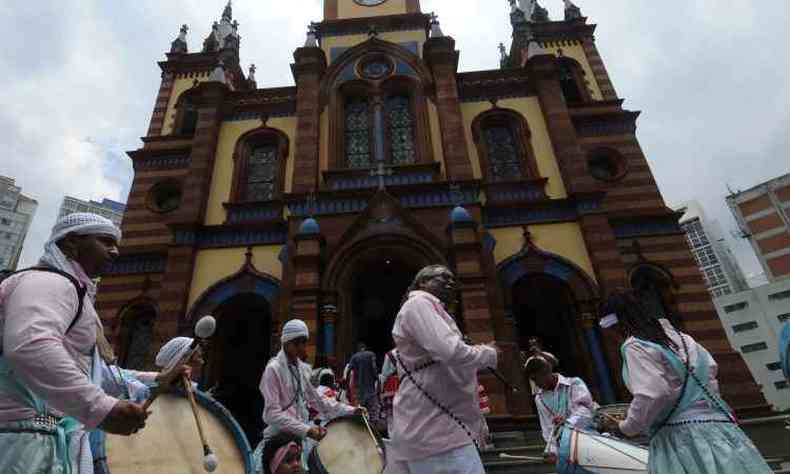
[{"left": 2, "top": 0, "right": 788, "bottom": 279}]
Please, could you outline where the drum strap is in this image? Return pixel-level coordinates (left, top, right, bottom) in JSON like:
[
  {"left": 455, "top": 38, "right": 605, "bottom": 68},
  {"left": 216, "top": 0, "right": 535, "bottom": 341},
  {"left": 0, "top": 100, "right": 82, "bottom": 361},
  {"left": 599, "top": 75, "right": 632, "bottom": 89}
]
[{"left": 395, "top": 353, "right": 479, "bottom": 451}]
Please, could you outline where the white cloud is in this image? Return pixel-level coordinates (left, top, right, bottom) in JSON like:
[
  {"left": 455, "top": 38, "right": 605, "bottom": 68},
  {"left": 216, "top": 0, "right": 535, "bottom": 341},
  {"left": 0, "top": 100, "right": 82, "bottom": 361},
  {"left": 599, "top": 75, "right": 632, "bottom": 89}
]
[{"left": 2, "top": 0, "right": 789, "bottom": 277}]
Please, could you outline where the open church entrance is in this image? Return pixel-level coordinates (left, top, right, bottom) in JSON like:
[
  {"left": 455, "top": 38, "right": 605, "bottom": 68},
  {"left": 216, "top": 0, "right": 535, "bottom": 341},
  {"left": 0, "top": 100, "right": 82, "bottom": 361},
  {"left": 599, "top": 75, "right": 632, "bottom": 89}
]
[
  {"left": 203, "top": 294, "right": 272, "bottom": 446},
  {"left": 349, "top": 257, "right": 419, "bottom": 366},
  {"left": 512, "top": 274, "right": 593, "bottom": 385}
]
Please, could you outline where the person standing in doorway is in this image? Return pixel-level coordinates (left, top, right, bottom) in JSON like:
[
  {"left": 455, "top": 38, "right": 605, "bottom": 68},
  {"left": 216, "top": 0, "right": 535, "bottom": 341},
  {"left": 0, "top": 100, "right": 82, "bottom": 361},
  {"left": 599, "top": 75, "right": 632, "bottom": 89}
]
[
  {"left": 348, "top": 342, "right": 380, "bottom": 429},
  {"left": 388, "top": 265, "right": 500, "bottom": 474},
  {"left": 599, "top": 289, "right": 771, "bottom": 473}
]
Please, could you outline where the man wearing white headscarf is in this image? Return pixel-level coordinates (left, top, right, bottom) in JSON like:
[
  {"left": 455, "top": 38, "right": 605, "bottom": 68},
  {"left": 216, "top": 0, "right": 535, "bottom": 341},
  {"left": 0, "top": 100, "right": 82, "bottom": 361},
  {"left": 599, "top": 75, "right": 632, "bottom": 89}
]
[
  {"left": 252, "top": 319, "right": 360, "bottom": 473},
  {"left": 0, "top": 213, "right": 149, "bottom": 474}
]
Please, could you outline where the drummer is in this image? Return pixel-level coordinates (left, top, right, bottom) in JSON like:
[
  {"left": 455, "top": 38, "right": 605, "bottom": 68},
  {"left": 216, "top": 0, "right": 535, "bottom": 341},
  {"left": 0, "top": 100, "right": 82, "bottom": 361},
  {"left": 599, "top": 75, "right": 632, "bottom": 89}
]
[
  {"left": 254, "top": 319, "right": 362, "bottom": 473},
  {"left": 525, "top": 355, "right": 596, "bottom": 463},
  {"left": 599, "top": 289, "right": 772, "bottom": 473}
]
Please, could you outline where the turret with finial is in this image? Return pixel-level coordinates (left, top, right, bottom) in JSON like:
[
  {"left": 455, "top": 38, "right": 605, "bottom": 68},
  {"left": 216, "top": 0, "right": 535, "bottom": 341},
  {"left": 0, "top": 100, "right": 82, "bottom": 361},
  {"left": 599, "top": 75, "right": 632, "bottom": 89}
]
[
  {"left": 304, "top": 22, "right": 319, "bottom": 48},
  {"left": 170, "top": 24, "right": 189, "bottom": 54},
  {"left": 429, "top": 12, "right": 444, "bottom": 38},
  {"left": 247, "top": 64, "right": 257, "bottom": 89},
  {"left": 563, "top": 0, "right": 583, "bottom": 20}
]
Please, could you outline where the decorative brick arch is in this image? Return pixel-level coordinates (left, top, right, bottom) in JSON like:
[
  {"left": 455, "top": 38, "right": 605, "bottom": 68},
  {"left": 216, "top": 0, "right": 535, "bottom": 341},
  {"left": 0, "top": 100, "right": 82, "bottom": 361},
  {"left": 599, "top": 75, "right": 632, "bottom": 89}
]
[
  {"left": 471, "top": 107, "right": 541, "bottom": 182},
  {"left": 229, "top": 126, "right": 290, "bottom": 203}
]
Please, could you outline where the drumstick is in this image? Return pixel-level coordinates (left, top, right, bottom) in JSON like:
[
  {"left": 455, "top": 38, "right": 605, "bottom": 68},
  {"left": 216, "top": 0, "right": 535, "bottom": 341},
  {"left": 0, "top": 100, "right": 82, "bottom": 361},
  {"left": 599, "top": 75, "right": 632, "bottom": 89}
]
[
  {"left": 499, "top": 453, "right": 544, "bottom": 462},
  {"left": 142, "top": 346, "right": 199, "bottom": 410},
  {"left": 183, "top": 375, "right": 219, "bottom": 472},
  {"left": 359, "top": 411, "right": 384, "bottom": 456}
]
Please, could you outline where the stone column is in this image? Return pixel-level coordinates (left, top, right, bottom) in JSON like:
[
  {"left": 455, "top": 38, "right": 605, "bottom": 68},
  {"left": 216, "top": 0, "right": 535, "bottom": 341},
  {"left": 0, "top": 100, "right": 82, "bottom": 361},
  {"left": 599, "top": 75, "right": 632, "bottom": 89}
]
[
  {"left": 423, "top": 36, "right": 475, "bottom": 181},
  {"left": 290, "top": 218, "right": 324, "bottom": 364},
  {"left": 291, "top": 46, "right": 327, "bottom": 194},
  {"left": 320, "top": 301, "right": 338, "bottom": 368}
]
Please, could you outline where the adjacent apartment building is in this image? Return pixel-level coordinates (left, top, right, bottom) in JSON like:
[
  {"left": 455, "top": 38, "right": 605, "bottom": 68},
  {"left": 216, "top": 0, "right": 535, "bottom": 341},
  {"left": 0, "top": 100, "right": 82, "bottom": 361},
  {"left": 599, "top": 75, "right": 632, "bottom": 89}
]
[
  {"left": 727, "top": 173, "right": 790, "bottom": 283},
  {"left": 0, "top": 176, "right": 38, "bottom": 271},
  {"left": 714, "top": 279, "right": 790, "bottom": 410},
  {"left": 676, "top": 201, "right": 748, "bottom": 298},
  {"left": 58, "top": 196, "right": 126, "bottom": 228}
]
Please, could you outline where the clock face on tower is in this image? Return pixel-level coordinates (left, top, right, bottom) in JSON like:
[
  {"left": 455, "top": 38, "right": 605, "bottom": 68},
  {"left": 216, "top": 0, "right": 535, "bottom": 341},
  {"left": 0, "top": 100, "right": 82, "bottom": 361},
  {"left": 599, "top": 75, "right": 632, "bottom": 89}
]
[{"left": 354, "top": 0, "right": 388, "bottom": 6}]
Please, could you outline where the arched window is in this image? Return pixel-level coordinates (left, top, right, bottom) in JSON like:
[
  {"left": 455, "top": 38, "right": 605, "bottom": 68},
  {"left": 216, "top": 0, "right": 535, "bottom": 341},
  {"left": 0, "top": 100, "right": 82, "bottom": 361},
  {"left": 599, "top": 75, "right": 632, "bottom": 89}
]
[
  {"left": 174, "top": 94, "right": 198, "bottom": 136},
  {"left": 557, "top": 58, "right": 590, "bottom": 105},
  {"left": 385, "top": 95, "right": 417, "bottom": 165},
  {"left": 230, "top": 128, "right": 289, "bottom": 203},
  {"left": 118, "top": 304, "right": 156, "bottom": 370},
  {"left": 587, "top": 147, "right": 627, "bottom": 182},
  {"left": 472, "top": 109, "right": 540, "bottom": 183},
  {"left": 344, "top": 96, "right": 372, "bottom": 169}
]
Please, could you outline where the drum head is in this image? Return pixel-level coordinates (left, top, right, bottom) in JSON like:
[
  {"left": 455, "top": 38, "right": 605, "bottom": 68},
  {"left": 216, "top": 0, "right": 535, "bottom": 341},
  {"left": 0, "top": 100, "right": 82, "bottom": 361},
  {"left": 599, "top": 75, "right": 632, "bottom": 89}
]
[
  {"left": 310, "top": 416, "right": 384, "bottom": 474},
  {"left": 105, "top": 391, "right": 254, "bottom": 473}
]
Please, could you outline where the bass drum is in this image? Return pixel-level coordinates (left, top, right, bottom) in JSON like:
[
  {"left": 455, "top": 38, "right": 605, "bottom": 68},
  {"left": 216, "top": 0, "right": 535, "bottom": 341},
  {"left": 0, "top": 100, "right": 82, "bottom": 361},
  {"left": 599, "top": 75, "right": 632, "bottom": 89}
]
[
  {"left": 557, "top": 427, "right": 648, "bottom": 474},
  {"left": 308, "top": 416, "right": 385, "bottom": 474},
  {"left": 100, "top": 390, "right": 254, "bottom": 474}
]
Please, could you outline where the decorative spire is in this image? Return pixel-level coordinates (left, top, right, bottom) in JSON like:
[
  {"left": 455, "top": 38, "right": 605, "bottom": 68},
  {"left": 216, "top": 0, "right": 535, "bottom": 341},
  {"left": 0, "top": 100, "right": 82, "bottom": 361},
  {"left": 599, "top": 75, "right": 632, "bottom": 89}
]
[
  {"left": 429, "top": 12, "right": 444, "bottom": 38},
  {"left": 208, "top": 58, "right": 227, "bottom": 84},
  {"left": 247, "top": 64, "right": 257, "bottom": 88},
  {"left": 170, "top": 24, "right": 189, "bottom": 54},
  {"left": 498, "top": 42, "right": 509, "bottom": 69},
  {"left": 222, "top": 0, "right": 233, "bottom": 23},
  {"left": 304, "top": 23, "right": 319, "bottom": 47},
  {"left": 532, "top": 1, "right": 549, "bottom": 21},
  {"left": 564, "top": 0, "right": 582, "bottom": 20}
]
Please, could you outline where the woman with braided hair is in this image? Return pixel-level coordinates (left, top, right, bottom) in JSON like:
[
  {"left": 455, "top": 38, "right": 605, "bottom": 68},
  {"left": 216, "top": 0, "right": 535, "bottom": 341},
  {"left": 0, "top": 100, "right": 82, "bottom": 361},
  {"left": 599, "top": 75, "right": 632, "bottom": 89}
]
[{"left": 599, "top": 289, "right": 771, "bottom": 473}]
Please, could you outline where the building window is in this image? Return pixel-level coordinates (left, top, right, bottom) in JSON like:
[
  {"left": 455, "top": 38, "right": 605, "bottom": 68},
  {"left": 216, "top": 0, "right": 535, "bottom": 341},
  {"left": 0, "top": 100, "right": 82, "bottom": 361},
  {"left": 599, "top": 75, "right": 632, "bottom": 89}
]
[
  {"left": 778, "top": 313, "right": 790, "bottom": 323},
  {"left": 587, "top": 148, "right": 627, "bottom": 182},
  {"left": 119, "top": 306, "right": 156, "bottom": 370},
  {"left": 704, "top": 267, "right": 727, "bottom": 287},
  {"left": 741, "top": 342, "right": 768, "bottom": 354},
  {"left": 732, "top": 321, "right": 759, "bottom": 333},
  {"left": 767, "top": 362, "right": 782, "bottom": 371},
  {"left": 385, "top": 95, "right": 416, "bottom": 165},
  {"left": 483, "top": 125, "right": 524, "bottom": 181},
  {"left": 768, "top": 289, "right": 790, "bottom": 301},
  {"left": 245, "top": 145, "right": 278, "bottom": 201},
  {"left": 557, "top": 59, "right": 589, "bottom": 104},
  {"left": 683, "top": 219, "right": 710, "bottom": 249},
  {"left": 231, "top": 128, "right": 289, "bottom": 203},
  {"left": 174, "top": 95, "right": 198, "bottom": 136},
  {"left": 775, "top": 381, "right": 789, "bottom": 390},
  {"left": 695, "top": 246, "right": 719, "bottom": 268},
  {"left": 724, "top": 302, "right": 748, "bottom": 313},
  {"left": 344, "top": 96, "right": 372, "bottom": 169},
  {"left": 146, "top": 179, "right": 182, "bottom": 214},
  {"left": 472, "top": 109, "right": 539, "bottom": 184}
]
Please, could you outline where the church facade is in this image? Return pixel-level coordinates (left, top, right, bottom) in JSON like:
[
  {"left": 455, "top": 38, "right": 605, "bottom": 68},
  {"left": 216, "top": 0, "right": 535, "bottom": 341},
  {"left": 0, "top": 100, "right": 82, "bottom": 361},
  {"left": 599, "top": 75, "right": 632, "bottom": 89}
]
[{"left": 96, "top": 0, "right": 767, "bottom": 434}]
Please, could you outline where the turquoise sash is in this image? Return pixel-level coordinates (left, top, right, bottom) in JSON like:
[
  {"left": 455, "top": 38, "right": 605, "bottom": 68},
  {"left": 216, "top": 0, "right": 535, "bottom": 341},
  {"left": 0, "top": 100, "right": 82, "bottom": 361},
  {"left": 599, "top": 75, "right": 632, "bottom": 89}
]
[
  {"left": 621, "top": 338, "right": 730, "bottom": 437},
  {"left": 540, "top": 382, "right": 570, "bottom": 419},
  {"left": 0, "top": 357, "right": 81, "bottom": 474},
  {"left": 781, "top": 322, "right": 790, "bottom": 381}
]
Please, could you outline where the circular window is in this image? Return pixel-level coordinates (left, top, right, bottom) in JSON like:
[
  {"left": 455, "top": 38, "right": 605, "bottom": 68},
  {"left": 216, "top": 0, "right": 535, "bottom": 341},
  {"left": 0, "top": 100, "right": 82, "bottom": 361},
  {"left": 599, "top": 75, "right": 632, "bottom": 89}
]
[
  {"left": 147, "top": 180, "right": 183, "bottom": 213},
  {"left": 587, "top": 148, "right": 627, "bottom": 182},
  {"left": 357, "top": 55, "right": 394, "bottom": 81}
]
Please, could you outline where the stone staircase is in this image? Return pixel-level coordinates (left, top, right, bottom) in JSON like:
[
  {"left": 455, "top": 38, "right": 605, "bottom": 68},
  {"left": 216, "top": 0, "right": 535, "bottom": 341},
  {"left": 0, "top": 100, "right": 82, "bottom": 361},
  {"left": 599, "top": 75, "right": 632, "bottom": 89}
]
[{"left": 482, "top": 415, "right": 790, "bottom": 473}]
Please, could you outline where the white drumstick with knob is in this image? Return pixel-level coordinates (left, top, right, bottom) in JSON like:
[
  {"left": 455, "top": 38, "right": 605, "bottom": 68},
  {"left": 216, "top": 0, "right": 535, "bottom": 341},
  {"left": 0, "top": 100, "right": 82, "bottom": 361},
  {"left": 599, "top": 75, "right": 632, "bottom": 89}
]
[{"left": 187, "top": 316, "right": 219, "bottom": 472}]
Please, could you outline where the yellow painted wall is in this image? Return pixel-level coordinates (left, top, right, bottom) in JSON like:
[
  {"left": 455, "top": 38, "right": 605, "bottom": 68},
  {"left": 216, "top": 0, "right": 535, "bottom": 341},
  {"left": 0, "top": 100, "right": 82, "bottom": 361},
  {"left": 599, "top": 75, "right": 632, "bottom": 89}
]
[
  {"left": 542, "top": 43, "right": 603, "bottom": 101},
  {"left": 321, "top": 31, "right": 427, "bottom": 64},
  {"left": 461, "top": 98, "right": 568, "bottom": 199},
  {"left": 490, "top": 223, "right": 596, "bottom": 282},
  {"left": 187, "top": 245, "right": 284, "bottom": 309},
  {"left": 161, "top": 73, "right": 210, "bottom": 135},
  {"left": 336, "top": 0, "right": 410, "bottom": 19},
  {"left": 205, "top": 117, "right": 297, "bottom": 226}
]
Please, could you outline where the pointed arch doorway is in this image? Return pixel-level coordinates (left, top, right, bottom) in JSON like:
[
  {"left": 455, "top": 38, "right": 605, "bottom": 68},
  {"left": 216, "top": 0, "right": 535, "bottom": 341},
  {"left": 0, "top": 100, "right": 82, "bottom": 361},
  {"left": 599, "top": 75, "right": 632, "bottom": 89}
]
[
  {"left": 187, "top": 256, "right": 280, "bottom": 446},
  {"left": 324, "top": 236, "right": 445, "bottom": 369}
]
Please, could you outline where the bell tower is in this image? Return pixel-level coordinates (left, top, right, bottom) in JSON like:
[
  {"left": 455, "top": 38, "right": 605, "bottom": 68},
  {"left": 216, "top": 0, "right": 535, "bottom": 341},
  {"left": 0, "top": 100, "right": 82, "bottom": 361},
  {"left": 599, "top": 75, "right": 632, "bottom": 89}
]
[{"left": 324, "top": 0, "right": 421, "bottom": 20}]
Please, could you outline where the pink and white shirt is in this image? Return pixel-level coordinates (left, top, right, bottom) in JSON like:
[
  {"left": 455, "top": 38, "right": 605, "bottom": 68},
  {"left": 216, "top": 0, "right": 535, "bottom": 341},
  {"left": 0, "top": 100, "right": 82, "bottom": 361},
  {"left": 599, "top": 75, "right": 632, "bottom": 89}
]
[
  {"left": 389, "top": 290, "right": 497, "bottom": 462},
  {"left": 0, "top": 265, "right": 117, "bottom": 429}
]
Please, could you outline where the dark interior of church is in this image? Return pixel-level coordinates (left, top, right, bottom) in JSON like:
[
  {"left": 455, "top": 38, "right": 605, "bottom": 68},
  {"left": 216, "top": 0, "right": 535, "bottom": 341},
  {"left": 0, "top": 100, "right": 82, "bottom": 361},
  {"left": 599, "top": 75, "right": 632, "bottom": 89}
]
[
  {"left": 351, "top": 258, "right": 418, "bottom": 367},
  {"left": 206, "top": 293, "right": 272, "bottom": 445}
]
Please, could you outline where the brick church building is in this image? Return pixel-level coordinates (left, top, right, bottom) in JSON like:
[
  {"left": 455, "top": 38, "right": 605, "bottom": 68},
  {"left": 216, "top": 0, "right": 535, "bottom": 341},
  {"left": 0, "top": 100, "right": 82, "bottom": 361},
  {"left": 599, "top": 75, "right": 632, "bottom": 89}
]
[{"left": 96, "top": 0, "right": 767, "bottom": 438}]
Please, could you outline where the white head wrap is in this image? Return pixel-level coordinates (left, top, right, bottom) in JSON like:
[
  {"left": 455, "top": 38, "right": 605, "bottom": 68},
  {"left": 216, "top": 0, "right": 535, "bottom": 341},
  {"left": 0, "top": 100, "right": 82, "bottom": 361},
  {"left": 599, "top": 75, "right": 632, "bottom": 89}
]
[
  {"left": 39, "top": 212, "right": 122, "bottom": 298},
  {"left": 155, "top": 337, "right": 194, "bottom": 370},
  {"left": 599, "top": 313, "right": 619, "bottom": 329},
  {"left": 319, "top": 368, "right": 334, "bottom": 379},
  {"left": 281, "top": 319, "right": 309, "bottom": 344}
]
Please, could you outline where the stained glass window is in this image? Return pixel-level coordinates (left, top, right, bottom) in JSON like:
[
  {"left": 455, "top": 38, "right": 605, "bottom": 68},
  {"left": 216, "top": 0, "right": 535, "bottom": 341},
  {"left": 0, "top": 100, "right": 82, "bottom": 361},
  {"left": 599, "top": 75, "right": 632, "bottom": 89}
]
[
  {"left": 345, "top": 97, "right": 372, "bottom": 169},
  {"left": 386, "top": 95, "right": 416, "bottom": 165},
  {"left": 122, "top": 312, "right": 155, "bottom": 370},
  {"left": 245, "top": 145, "right": 278, "bottom": 201},
  {"left": 483, "top": 125, "right": 523, "bottom": 181}
]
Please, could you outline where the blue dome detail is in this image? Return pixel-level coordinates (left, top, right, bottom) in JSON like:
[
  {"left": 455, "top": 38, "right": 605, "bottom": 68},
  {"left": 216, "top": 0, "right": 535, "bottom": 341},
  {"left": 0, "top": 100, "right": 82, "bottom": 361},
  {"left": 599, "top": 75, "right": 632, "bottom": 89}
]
[
  {"left": 450, "top": 206, "right": 474, "bottom": 224},
  {"left": 298, "top": 217, "right": 320, "bottom": 235}
]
